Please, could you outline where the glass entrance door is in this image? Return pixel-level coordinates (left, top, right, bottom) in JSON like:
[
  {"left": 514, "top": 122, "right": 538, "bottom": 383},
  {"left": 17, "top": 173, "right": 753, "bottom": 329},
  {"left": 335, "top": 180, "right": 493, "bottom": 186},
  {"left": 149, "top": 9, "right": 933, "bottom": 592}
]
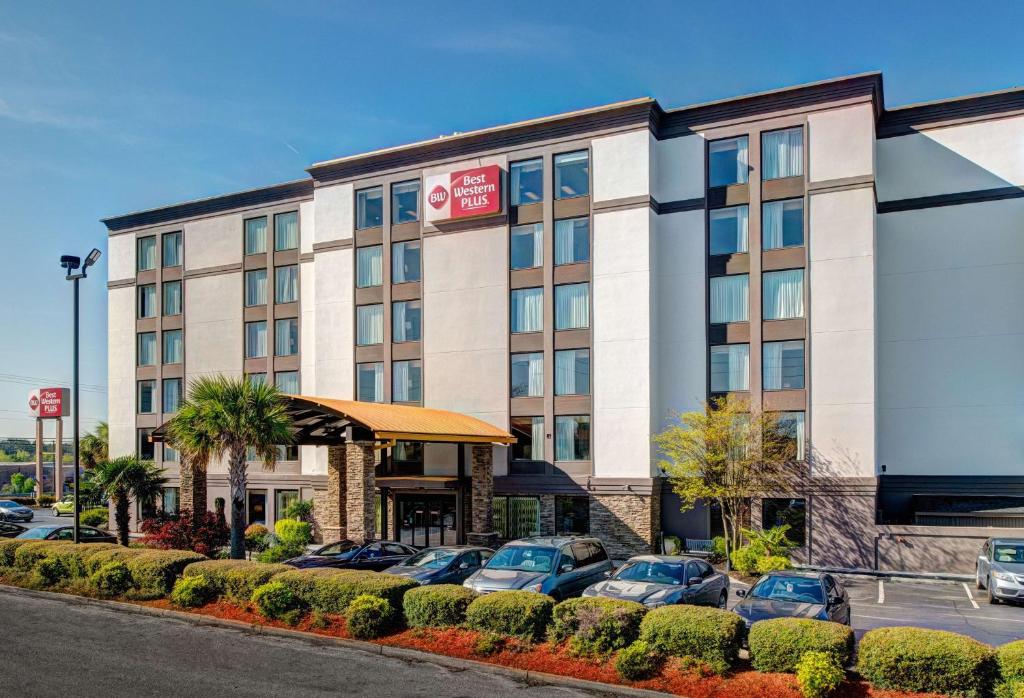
[{"left": 398, "top": 495, "right": 457, "bottom": 547}]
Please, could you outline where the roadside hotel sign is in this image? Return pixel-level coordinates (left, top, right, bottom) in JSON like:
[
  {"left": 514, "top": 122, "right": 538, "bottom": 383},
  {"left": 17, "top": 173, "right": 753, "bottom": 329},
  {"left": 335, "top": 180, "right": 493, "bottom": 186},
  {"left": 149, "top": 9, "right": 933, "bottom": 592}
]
[
  {"left": 423, "top": 164, "right": 503, "bottom": 223},
  {"left": 28, "top": 388, "right": 69, "bottom": 418}
]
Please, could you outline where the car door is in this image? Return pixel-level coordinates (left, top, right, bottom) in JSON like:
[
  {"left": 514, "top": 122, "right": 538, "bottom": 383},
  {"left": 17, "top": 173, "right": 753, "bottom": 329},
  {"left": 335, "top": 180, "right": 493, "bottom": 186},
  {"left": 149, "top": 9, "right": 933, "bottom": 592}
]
[
  {"left": 694, "top": 560, "right": 721, "bottom": 605},
  {"left": 381, "top": 543, "right": 414, "bottom": 569},
  {"left": 682, "top": 561, "right": 707, "bottom": 605},
  {"left": 822, "top": 575, "right": 849, "bottom": 623},
  {"left": 585, "top": 542, "right": 612, "bottom": 586},
  {"left": 351, "top": 543, "right": 383, "bottom": 570},
  {"left": 450, "top": 550, "right": 482, "bottom": 583},
  {"left": 51, "top": 527, "right": 74, "bottom": 541},
  {"left": 572, "top": 542, "right": 600, "bottom": 596},
  {"left": 978, "top": 539, "right": 992, "bottom": 581}
]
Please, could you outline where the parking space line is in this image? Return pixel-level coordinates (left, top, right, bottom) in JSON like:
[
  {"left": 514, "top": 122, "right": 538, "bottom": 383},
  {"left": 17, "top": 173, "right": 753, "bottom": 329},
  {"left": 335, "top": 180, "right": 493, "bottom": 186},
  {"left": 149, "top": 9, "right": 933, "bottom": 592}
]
[
  {"left": 962, "top": 582, "right": 980, "bottom": 610},
  {"left": 856, "top": 611, "right": 1024, "bottom": 624},
  {"left": 877, "top": 579, "right": 884, "bottom": 604}
]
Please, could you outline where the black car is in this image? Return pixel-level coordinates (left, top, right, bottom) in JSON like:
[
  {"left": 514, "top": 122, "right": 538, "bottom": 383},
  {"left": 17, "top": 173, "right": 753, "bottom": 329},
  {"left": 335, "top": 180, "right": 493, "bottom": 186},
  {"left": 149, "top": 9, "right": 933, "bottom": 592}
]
[
  {"left": 384, "top": 546, "right": 493, "bottom": 585},
  {"left": 733, "top": 571, "right": 851, "bottom": 631},
  {"left": 0, "top": 520, "right": 27, "bottom": 538},
  {"left": 14, "top": 525, "right": 117, "bottom": 544},
  {"left": 0, "top": 500, "right": 34, "bottom": 522},
  {"left": 284, "top": 540, "right": 418, "bottom": 571}
]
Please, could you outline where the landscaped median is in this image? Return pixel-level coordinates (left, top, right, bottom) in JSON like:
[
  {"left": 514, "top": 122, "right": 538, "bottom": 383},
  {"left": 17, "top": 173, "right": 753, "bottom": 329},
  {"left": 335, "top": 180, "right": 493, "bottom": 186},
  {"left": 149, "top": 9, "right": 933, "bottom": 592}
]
[{"left": 2, "top": 538, "right": 1019, "bottom": 698}]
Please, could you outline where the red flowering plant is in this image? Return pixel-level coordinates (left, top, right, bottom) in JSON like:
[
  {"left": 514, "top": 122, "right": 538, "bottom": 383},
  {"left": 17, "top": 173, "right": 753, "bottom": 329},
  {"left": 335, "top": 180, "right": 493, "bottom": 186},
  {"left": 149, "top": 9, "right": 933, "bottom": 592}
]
[{"left": 140, "top": 509, "right": 230, "bottom": 557}]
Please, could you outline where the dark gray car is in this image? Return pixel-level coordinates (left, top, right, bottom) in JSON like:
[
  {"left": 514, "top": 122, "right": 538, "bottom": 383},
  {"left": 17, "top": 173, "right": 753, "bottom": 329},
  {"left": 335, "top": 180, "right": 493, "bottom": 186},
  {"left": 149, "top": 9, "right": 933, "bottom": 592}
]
[
  {"left": 733, "top": 571, "right": 851, "bottom": 632},
  {"left": 384, "top": 546, "right": 493, "bottom": 585},
  {"left": 0, "top": 500, "right": 34, "bottom": 522},
  {"left": 582, "top": 555, "right": 729, "bottom": 608},
  {"left": 463, "top": 536, "right": 613, "bottom": 600}
]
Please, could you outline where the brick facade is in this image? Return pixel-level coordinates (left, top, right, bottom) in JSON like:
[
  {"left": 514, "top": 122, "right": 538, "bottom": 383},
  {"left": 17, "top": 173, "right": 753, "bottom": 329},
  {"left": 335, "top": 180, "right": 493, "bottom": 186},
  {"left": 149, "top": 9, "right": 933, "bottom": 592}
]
[
  {"left": 315, "top": 445, "right": 347, "bottom": 543},
  {"left": 539, "top": 494, "right": 556, "bottom": 536},
  {"left": 345, "top": 442, "right": 376, "bottom": 542},
  {"left": 590, "top": 488, "right": 661, "bottom": 560},
  {"left": 467, "top": 444, "right": 497, "bottom": 547}
]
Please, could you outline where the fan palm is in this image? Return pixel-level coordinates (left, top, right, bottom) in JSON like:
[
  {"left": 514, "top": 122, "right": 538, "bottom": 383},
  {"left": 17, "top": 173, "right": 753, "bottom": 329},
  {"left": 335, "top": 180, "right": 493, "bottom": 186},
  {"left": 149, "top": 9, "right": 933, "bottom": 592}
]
[
  {"left": 164, "top": 400, "right": 217, "bottom": 519},
  {"left": 79, "top": 422, "right": 109, "bottom": 469},
  {"left": 91, "top": 455, "right": 165, "bottom": 545}
]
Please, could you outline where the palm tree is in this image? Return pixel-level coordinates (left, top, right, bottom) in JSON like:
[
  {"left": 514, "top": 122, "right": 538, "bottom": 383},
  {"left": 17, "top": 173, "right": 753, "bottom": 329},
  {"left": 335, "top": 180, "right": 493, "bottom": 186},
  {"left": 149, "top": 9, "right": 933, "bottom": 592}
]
[
  {"left": 79, "top": 422, "right": 109, "bottom": 469},
  {"left": 164, "top": 402, "right": 217, "bottom": 519},
  {"left": 91, "top": 456, "right": 166, "bottom": 546},
  {"left": 173, "top": 376, "right": 293, "bottom": 559}
]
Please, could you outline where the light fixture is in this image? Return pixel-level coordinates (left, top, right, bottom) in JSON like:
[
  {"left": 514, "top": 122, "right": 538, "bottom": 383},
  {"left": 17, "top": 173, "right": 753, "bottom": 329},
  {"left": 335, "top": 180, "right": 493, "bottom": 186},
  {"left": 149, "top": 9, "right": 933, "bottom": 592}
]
[{"left": 83, "top": 248, "right": 102, "bottom": 269}]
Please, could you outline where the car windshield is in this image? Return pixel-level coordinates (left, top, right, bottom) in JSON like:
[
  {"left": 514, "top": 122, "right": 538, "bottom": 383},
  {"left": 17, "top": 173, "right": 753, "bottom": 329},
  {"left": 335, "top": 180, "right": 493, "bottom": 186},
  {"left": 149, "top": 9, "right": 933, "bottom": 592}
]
[
  {"left": 315, "top": 541, "right": 358, "bottom": 558},
  {"left": 404, "top": 549, "right": 457, "bottom": 569},
  {"left": 751, "top": 576, "right": 825, "bottom": 604},
  {"left": 994, "top": 545, "right": 1024, "bottom": 564},
  {"left": 614, "top": 561, "right": 685, "bottom": 585},
  {"left": 16, "top": 527, "right": 52, "bottom": 539},
  {"left": 0, "top": 501, "right": 18, "bottom": 508},
  {"left": 486, "top": 546, "right": 555, "bottom": 573}
]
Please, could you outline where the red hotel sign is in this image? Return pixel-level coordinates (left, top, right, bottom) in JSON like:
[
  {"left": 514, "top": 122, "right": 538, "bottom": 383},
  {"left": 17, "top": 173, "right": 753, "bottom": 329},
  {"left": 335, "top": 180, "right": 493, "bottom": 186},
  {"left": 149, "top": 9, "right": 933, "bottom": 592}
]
[
  {"left": 423, "top": 164, "right": 503, "bottom": 223},
  {"left": 28, "top": 388, "right": 69, "bottom": 418}
]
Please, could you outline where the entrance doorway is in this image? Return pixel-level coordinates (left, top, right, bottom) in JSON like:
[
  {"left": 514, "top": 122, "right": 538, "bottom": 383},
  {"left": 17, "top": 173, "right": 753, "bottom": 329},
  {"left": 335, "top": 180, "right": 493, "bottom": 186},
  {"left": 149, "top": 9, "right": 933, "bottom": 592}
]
[
  {"left": 397, "top": 495, "right": 457, "bottom": 547},
  {"left": 247, "top": 489, "right": 267, "bottom": 526}
]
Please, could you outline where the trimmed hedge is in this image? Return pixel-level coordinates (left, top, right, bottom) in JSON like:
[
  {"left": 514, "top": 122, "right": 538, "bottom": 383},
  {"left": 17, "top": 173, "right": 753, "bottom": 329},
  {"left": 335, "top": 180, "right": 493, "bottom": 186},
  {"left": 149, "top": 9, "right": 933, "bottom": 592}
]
[
  {"left": 856, "top": 627, "right": 997, "bottom": 697},
  {"left": 346, "top": 594, "right": 397, "bottom": 639},
  {"left": 182, "top": 560, "right": 289, "bottom": 603},
  {"left": 748, "top": 618, "right": 854, "bottom": 672},
  {"left": 465, "top": 591, "right": 555, "bottom": 642},
  {"left": 125, "top": 550, "right": 207, "bottom": 597},
  {"left": 80, "top": 509, "right": 110, "bottom": 528},
  {"left": 0, "top": 539, "right": 33, "bottom": 567},
  {"left": 273, "top": 568, "right": 418, "bottom": 614},
  {"left": 252, "top": 581, "right": 303, "bottom": 622},
  {"left": 91, "top": 561, "right": 134, "bottom": 597},
  {"left": 171, "top": 574, "right": 217, "bottom": 608},
  {"left": 83, "top": 547, "right": 148, "bottom": 575},
  {"left": 13, "top": 541, "right": 66, "bottom": 571},
  {"left": 638, "top": 605, "right": 744, "bottom": 674},
  {"left": 1000, "top": 640, "right": 1024, "bottom": 682},
  {"left": 549, "top": 597, "right": 647, "bottom": 656},
  {"left": 403, "top": 584, "right": 477, "bottom": 628},
  {"left": 615, "top": 640, "right": 662, "bottom": 681},
  {"left": 796, "top": 651, "right": 845, "bottom": 698}
]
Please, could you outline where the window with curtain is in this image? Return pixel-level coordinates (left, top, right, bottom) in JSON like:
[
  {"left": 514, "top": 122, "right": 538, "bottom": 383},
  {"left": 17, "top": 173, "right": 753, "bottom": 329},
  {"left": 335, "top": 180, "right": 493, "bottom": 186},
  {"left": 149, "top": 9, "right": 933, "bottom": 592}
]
[
  {"left": 554, "top": 217, "right": 589, "bottom": 265},
  {"left": 393, "top": 441, "right": 423, "bottom": 464},
  {"left": 356, "top": 304, "right": 384, "bottom": 345},
  {"left": 510, "top": 223, "right": 543, "bottom": 270},
  {"left": 511, "top": 288, "right": 543, "bottom": 333},
  {"left": 162, "top": 487, "right": 180, "bottom": 515},
  {"left": 137, "top": 332, "right": 156, "bottom": 366},
  {"left": 162, "top": 281, "right": 182, "bottom": 316},
  {"left": 710, "top": 344, "right": 750, "bottom": 392},
  {"left": 247, "top": 373, "right": 266, "bottom": 386},
  {"left": 554, "top": 151, "right": 589, "bottom": 199},
  {"left": 392, "top": 300, "right": 421, "bottom": 342},
  {"left": 162, "top": 232, "right": 182, "bottom": 267},
  {"left": 762, "top": 127, "right": 804, "bottom": 180},
  {"left": 137, "top": 428, "right": 155, "bottom": 460},
  {"left": 138, "top": 380, "right": 155, "bottom": 414},
  {"left": 510, "top": 353, "right": 543, "bottom": 398},
  {"left": 274, "top": 445, "right": 299, "bottom": 462},
  {"left": 763, "top": 269, "right": 805, "bottom": 320},
  {"left": 762, "top": 198, "right": 804, "bottom": 249},
  {"left": 245, "top": 321, "right": 267, "bottom": 358},
  {"left": 162, "top": 329, "right": 183, "bottom": 364},
  {"left": 774, "top": 412, "right": 806, "bottom": 461},
  {"left": 357, "top": 362, "right": 384, "bottom": 402},
  {"left": 709, "top": 275, "right": 749, "bottom": 323},
  {"left": 245, "top": 269, "right": 267, "bottom": 307},
  {"left": 245, "top": 216, "right": 268, "bottom": 255},
  {"left": 392, "top": 360, "right": 422, "bottom": 403},
  {"left": 274, "top": 211, "right": 299, "bottom": 251},
  {"left": 162, "top": 378, "right": 182, "bottom": 413},
  {"left": 392, "top": 180, "right": 420, "bottom": 223},
  {"left": 275, "top": 265, "right": 298, "bottom": 303},
  {"left": 392, "top": 241, "right": 421, "bottom": 283},
  {"left": 709, "top": 205, "right": 749, "bottom": 255},
  {"left": 356, "top": 186, "right": 383, "bottom": 229},
  {"left": 163, "top": 445, "right": 179, "bottom": 463},
  {"left": 275, "top": 371, "right": 299, "bottom": 394},
  {"left": 275, "top": 318, "right": 298, "bottom": 356},
  {"left": 356, "top": 246, "right": 383, "bottom": 288},
  {"left": 708, "top": 136, "right": 749, "bottom": 187},
  {"left": 275, "top": 490, "right": 300, "bottom": 519},
  {"left": 137, "top": 236, "right": 156, "bottom": 271},
  {"left": 555, "top": 348, "right": 590, "bottom": 396},
  {"left": 510, "top": 416, "right": 544, "bottom": 461},
  {"left": 555, "top": 282, "right": 590, "bottom": 330},
  {"left": 763, "top": 340, "right": 805, "bottom": 390},
  {"left": 555, "top": 415, "right": 591, "bottom": 461},
  {"left": 138, "top": 284, "right": 156, "bottom": 318},
  {"left": 510, "top": 158, "right": 543, "bottom": 205}
]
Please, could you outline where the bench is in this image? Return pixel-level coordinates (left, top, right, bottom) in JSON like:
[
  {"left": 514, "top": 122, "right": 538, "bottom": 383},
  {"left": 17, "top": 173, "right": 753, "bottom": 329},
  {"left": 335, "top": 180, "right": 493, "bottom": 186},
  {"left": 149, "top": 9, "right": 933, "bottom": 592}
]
[{"left": 685, "top": 539, "right": 715, "bottom": 558}]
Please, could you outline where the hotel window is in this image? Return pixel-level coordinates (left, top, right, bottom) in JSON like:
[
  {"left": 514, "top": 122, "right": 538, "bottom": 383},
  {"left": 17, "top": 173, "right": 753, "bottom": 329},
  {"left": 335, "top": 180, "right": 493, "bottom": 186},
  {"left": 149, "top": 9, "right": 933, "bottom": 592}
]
[
  {"left": 554, "top": 217, "right": 589, "bottom": 265},
  {"left": 555, "top": 349, "right": 590, "bottom": 396},
  {"left": 510, "top": 352, "right": 543, "bottom": 398},
  {"left": 163, "top": 329, "right": 183, "bottom": 364},
  {"left": 356, "top": 304, "right": 383, "bottom": 345},
  {"left": 709, "top": 275, "right": 749, "bottom": 324},
  {"left": 275, "top": 490, "right": 300, "bottom": 520},
  {"left": 275, "top": 370, "right": 299, "bottom": 394},
  {"left": 275, "top": 445, "right": 299, "bottom": 462},
  {"left": 554, "top": 151, "right": 589, "bottom": 199},
  {"left": 510, "top": 223, "right": 543, "bottom": 270},
  {"left": 275, "top": 265, "right": 298, "bottom": 304},
  {"left": 275, "top": 318, "right": 298, "bottom": 356},
  {"left": 137, "top": 236, "right": 156, "bottom": 271},
  {"left": 357, "top": 362, "right": 384, "bottom": 402},
  {"left": 510, "top": 158, "right": 543, "bottom": 205},
  {"left": 138, "top": 380, "right": 156, "bottom": 414},
  {"left": 247, "top": 372, "right": 267, "bottom": 386},
  {"left": 763, "top": 199, "right": 804, "bottom": 249},
  {"left": 162, "top": 378, "right": 182, "bottom": 413},
  {"left": 274, "top": 211, "right": 298, "bottom": 251},
  {"left": 137, "top": 332, "right": 156, "bottom": 366},
  {"left": 510, "top": 287, "right": 543, "bottom": 333},
  {"left": 708, "top": 136, "right": 749, "bottom": 187},
  {"left": 555, "top": 415, "right": 591, "bottom": 461},
  {"left": 763, "top": 269, "right": 804, "bottom": 320},
  {"left": 709, "top": 206, "right": 749, "bottom": 256},
  {"left": 245, "top": 216, "right": 268, "bottom": 255},
  {"left": 555, "top": 282, "right": 590, "bottom": 330},
  {"left": 162, "top": 487, "right": 180, "bottom": 515},
  {"left": 392, "top": 360, "right": 422, "bottom": 403},
  {"left": 774, "top": 411, "right": 806, "bottom": 461},
  {"left": 392, "top": 300, "right": 421, "bottom": 342},
  {"left": 762, "top": 127, "right": 804, "bottom": 180},
  {"left": 493, "top": 496, "right": 541, "bottom": 539},
  {"left": 163, "top": 281, "right": 182, "bottom": 316},
  {"left": 510, "top": 417, "right": 544, "bottom": 461},
  {"left": 138, "top": 428, "right": 155, "bottom": 461},
  {"left": 393, "top": 441, "right": 423, "bottom": 465},
  {"left": 245, "top": 269, "right": 267, "bottom": 306},
  {"left": 163, "top": 444, "right": 179, "bottom": 463},
  {"left": 555, "top": 496, "right": 590, "bottom": 535},
  {"left": 356, "top": 246, "right": 383, "bottom": 288},
  {"left": 392, "top": 241, "right": 421, "bottom": 283},
  {"left": 392, "top": 180, "right": 420, "bottom": 224},
  {"left": 763, "top": 340, "right": 805, "bottom": 390},
  {"left": 162, "top": 232, "right": 182, "bottom": 268},
  {"left": 138, "top": 284, "right": 157, "bottom": 318},
  {"left": 245, "top": 321, "right": 267, "bottom": 358},
  {"left": 356, "top": 186, "right": 383, "bottom": 229},
  {"left": 762, "top": 498, "right": 806, "bottom": 546},
  {"left": 710, "top": 344, "right": 750, "bottom": 392}
]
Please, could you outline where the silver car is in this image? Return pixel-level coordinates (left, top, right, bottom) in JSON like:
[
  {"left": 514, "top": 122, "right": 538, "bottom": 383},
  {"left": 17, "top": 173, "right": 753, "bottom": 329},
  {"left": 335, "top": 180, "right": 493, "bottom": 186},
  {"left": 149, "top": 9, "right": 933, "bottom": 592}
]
[
  {"left": 0, "top": 500, "right": 34, "bottom": 522},
  {"left": 977, "top": 538, "right": 1024, "bottom": 604},
  {"left": 582, "top": 555, "right": 729, "bottom": 609}
]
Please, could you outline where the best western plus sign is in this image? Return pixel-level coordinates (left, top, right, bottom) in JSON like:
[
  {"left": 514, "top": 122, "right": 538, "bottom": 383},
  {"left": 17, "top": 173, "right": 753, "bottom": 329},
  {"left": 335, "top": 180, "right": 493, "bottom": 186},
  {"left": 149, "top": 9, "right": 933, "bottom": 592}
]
[
  {"left": 28, "top": 388, "right": 69, "bottom": 418},
  {"left": 423, "top": 164, "right": 503, "bottom": 223}
]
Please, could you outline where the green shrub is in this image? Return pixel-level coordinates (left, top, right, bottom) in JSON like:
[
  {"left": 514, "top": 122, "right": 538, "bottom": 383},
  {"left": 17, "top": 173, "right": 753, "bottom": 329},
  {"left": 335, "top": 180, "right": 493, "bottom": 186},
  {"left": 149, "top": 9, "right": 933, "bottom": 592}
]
[
  {"left": 125, "top": 550, "right": 206, "bottom": 597},
  {"left": 91, "top": 561, "right": 134, "bottom": 597},
  {"left": 796, "top": 651, "right": 845, "bottom": 698},
  {"left": 473, "top": 633, "right": 505, "bottom": 656},
  {"left": 83, "top": 547, "right": 147, "bottom": 575},
  {"left": 549, "top": 597, "right": 647, "bottom": 656},
  {"left": 755, "top": 556, "right": 793, "bottom": 574},
  {"left": 274, "top": 568, "right": 417, "bottom": 614},
  {"left": 465, "top": 591, "right": 554, "bottom": 642},
  {"left": 255, "top": 519, "right": 313, "bottom": 563},
  {"left": 615, "top": 640, "right": 662, "bottom": 682},
  {"left": 252, "top": 581, "right": 303, "bottom": 622},
  {"left": 0, "top": 539, "right": 32, "bottom": 567},
  {"left": 244, "top": 524, "right": 270, "bottom": 553},
  {"left": 37, "top": 494, "right": 55, "bottom": 506},
  {"left": 1000, "top": 640, "right": 1024, "bottom": 682},
  {"left": 748, "top": 618, "right": 854, "bottom": 673},
  {"left": 996, "top": 680, "right": 1024, "bottom": 698},
  {"left": 182, "top": 560, "right": 289, "bottom": 603},
  {"left": 857, "top": 627, "right": 997, "bottom": 697},
  {"left": 638, "top": 605, "right": 744, "bottom": 674},
  {"left": 13, "top": 541, "right": 63, "bottom": 571},
  {"left": 730, "top": 545, "right": 760, "bottom": 574},
  {"left": 346, "top": 594, "right": 397, "bottom": 639},
  {"left": 282, "top": 499, "right": 314, "bottom": 522},
  {"left": 171, "top": 574, "right": 217, "bottom": 608},
  {"left": 403, "top": 584, "right": 477, "bottom": 628},
  {"left": 80, "top": 508, "right": 109, "bottom": 528},
  {"left": 35, "top": 556, "right": 71, "bottom": 586},
  {"left": 710, "top": 537, "right": 727, "bottom": 564}
]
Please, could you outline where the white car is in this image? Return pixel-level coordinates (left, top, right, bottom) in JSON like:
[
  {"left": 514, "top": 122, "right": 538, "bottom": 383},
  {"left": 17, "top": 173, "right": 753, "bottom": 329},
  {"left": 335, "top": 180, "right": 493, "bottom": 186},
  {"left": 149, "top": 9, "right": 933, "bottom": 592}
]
[{"left": 977, "top": 538, "right": 1024, "bottom": 604}]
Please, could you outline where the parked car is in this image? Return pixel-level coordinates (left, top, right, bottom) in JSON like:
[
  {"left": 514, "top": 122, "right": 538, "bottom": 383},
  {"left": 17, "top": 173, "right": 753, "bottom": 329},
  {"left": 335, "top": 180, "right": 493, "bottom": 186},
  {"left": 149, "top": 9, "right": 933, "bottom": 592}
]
[
  {"left": 384, "top": 546, "right": 493, "bottom": 585},
  {"left": 463, "top": 536, "right": 613, "bottom": 600},
  {"left": 0, "top": 520, "right": 27, "bottom": 538},
  {"left": 582, "top": 555, "right": 729, "bottom": 608},
  {"left": 52, "top": 496, "right": 76, "bottom": 517},
  {"left": 977, "top": 537, "right": 1024, "bottom": 604},
  {"left": 283, "top": 539, "right": 418, "bottom": 571},
  {"left": 0, "top": 500, "right": 34, "bottom": 522},
  {"left": 15, "top": 525, "right": 117, "bottom": 544},
  {"left": 733, "top": 571, "right": 850, "bottom": 631}
]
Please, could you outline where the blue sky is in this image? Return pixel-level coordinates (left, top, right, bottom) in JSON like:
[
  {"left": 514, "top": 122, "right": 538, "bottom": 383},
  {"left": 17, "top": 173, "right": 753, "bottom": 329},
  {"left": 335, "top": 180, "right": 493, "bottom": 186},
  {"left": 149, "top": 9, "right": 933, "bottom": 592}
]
[{"left": 0, "top": 0, "right": 1021, "bottom": 437}]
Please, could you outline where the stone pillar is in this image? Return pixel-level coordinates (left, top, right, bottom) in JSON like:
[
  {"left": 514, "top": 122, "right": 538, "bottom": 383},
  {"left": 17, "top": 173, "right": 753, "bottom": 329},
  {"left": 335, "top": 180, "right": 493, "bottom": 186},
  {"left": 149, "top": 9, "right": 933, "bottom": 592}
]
[
  {"left": 539, "top": 494, "right": 556, "bottom": 536},
  {"left": 345, "top": 442, "right": 376, "bottom": 543},
  {"left": 467, "top": 444, "right": 498, "bottom": 548},
  {"left": 589, "top": 486, "right": 661, "bottom": 560},
  {"left": 54, "top": 418, "right": 63, "bottom": 499},
  {"left": 317, "top": 445, "right": 347, "bottom": 543},
  {"left": 179, "top": 458, "right": 208, "bottom": 516}
]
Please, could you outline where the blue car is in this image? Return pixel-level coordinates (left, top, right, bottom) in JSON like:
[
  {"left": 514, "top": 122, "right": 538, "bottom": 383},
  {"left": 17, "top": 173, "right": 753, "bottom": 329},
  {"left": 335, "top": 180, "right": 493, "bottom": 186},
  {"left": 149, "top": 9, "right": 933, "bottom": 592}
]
[
  {"left": 463, "top": 536, "right": 613, "bottom": 600},
  {"left": 384, "top": 546, "right": 493, "bottom": 585}
]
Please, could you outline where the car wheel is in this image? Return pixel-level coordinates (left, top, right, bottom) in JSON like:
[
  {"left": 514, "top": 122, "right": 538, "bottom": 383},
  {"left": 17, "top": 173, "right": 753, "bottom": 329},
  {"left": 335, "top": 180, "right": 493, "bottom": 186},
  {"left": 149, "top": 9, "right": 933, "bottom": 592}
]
[
  {"left": 988, "top": 578, "right": 1000, "bottom": 605},
  {"left": 718, "top": 590, "right": 728, "bottom": 609},
  {"left": 52, "top": 509, "right": 60, "bottom": 517}
]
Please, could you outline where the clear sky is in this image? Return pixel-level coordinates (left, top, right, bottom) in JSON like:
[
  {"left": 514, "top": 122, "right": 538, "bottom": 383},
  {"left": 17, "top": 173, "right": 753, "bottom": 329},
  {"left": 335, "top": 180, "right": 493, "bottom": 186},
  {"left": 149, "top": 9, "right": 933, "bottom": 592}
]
[{"left": 0, "top": 0, "right": 1021, "bottom": 437}]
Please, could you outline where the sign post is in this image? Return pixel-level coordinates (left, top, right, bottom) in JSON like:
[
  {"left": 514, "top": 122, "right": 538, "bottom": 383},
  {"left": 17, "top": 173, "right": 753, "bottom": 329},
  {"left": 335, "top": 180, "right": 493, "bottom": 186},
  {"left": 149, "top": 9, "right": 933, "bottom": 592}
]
[{"left": 28, "top": 388, "right": 69, "bottom": 502}]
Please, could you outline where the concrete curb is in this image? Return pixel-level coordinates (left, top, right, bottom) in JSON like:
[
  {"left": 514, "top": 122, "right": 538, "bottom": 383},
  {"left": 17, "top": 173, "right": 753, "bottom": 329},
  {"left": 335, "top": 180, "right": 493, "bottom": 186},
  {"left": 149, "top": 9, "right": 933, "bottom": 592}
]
[
  {"left": 0, "top": 584, "right": 670, "bottom": 698},
  {"left": 794, "top": 565, "right": 972, "bottom": 583}
]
